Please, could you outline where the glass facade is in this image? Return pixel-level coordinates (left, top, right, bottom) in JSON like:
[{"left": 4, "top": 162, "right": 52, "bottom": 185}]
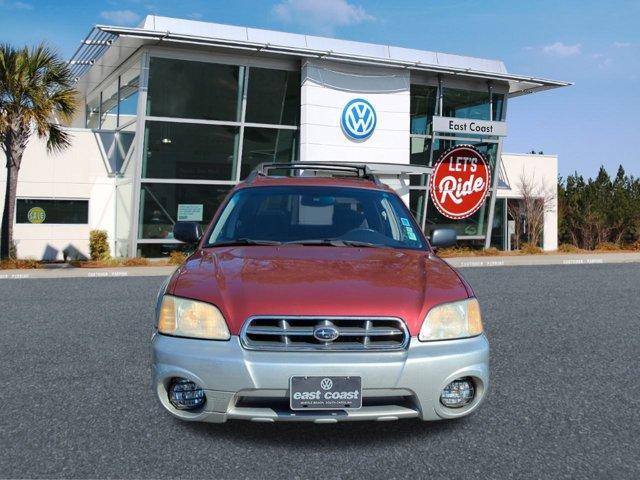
[
  {"left": 442, "top": 88, "right": 491, "bottom": 120},
  {"left": 147, "top": 57, "right": 243, "bottom": 121},
  {"left": 136, "top": 55, "right": 300, "bottom": 255},
  {"left": 142, "top": 121, "right": 240, "bottom": 180},
  {"left": 408, "top": 80, "right": 507, "bottom": 247}
]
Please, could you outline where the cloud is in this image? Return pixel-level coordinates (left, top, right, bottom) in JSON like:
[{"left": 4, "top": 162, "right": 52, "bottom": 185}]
[
  {"left": 0, "top": 0, "right": 33, "bottom": 9},
  {"left": 542, "top": 42, "right": 581, "bottom": 57},
  {"left": 612, "top": 41, "right": 631, "bottom": 48},
  {"left": 100, "top": 9, "right": 141, "bottom": 25},
  {"left": 272, "top": 0, "right": 375, "bottom": 34}
]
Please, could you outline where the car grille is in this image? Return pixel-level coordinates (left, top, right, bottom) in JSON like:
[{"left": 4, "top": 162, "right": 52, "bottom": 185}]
[{"left": 240, "top": 316, "right": 409, "bottom": 351}]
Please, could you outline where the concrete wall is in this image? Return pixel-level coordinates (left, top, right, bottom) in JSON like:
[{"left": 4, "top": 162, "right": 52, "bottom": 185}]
[
  {"left": 498, "top": 153, "right": 558, "bottom": 251},
  {"left": 0, "top": 128, "right": 116, "bottom": 260}
]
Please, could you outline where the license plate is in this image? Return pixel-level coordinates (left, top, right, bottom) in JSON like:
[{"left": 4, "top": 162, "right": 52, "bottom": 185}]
[{"left": 290, "top": 376, "right": 362, "bottom": 410}]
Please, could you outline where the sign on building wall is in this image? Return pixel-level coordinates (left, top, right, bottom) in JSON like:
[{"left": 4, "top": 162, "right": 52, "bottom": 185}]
[
  {"left": 433, "top": 116, "right": 508, "bottom": 137},
  {"left": 429, "top": 145, "right": 491, "bottom": 220},
  {"left": 340, "top": 98, "right": 377, "bottom": 141},
  {"left": 177, "top": 204, "right": 203, "bottom": 222},
  {"left": 27, "top": 207, "right": 46, "bottom": 224}
]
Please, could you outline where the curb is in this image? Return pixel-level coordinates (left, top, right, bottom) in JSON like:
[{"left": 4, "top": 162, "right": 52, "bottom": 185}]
[{"left": 444, "top": 252, "right": 640, "bottom": 268}]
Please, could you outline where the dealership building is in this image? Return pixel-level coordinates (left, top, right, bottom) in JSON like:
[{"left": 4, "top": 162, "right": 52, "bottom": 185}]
[{"left": 0, "top": 16, "right": 568, "bottom": 259}]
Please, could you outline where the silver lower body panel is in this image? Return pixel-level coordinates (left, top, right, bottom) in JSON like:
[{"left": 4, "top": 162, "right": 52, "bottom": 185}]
[{"left": 151, "top": 334, "right": 489, "bottom": 423}]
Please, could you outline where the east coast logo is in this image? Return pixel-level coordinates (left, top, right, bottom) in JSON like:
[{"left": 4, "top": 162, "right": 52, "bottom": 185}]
[
  {"left": 429, "top": 145, "right": 491, "bottom": 220},
  {"left": 341, "top": 98, "right": 376, "bottom": 140}
]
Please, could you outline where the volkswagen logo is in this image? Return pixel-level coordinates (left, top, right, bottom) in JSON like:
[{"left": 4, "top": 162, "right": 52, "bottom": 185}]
[
  {"left": 320, "top": 378, "right": 333, "bottom": 390},
  {"left": 313, "top": 326, "right": 340, "bottom": 342},
  {"left": 341, "top": 98, "right": 377, "bottom": 141}
]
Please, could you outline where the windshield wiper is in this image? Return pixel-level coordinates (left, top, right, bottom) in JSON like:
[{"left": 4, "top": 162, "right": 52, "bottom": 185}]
[
  {"left": 284, "top": 239, "right": 381, "bottom": 248},
  {"left": 284, "top": 239, "right": 344, "bottom": 246},
  {"left": 209, "top": 238, "right": 282, "bottom": 247}
]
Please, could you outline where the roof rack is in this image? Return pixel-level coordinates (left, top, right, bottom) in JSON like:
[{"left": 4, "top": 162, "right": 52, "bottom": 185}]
[{"left": 246, "top": 162, "right": 432, "bottom": 184}]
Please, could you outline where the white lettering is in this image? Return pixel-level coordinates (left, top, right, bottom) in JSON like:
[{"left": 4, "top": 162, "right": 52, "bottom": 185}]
[{"left": 438, "top": 174, "right": 486, "bottom": 205}]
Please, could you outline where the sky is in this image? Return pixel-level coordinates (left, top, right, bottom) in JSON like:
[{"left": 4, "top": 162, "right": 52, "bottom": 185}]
[{"left": 1, "top": 0, "right": 638, "bottom": 179}]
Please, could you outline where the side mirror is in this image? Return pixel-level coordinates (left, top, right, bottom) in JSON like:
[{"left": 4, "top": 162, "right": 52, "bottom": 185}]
[
  {"left": 430, "top": 228, "right": 457, "bottom": 249},
  {"left": 173, "top": 221, "right": 203, "bottom": 244}
]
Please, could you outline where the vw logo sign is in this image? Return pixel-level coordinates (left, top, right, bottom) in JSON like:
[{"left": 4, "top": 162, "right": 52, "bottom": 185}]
[
  {"left": 341, "top": 98, "right": 376, "bottom": 141},
  {"left": 320, "top": 378, "right": 334, "bottom": 390},
  {"left": 313, "top": 326, "right": 340, "bottom": 342}
]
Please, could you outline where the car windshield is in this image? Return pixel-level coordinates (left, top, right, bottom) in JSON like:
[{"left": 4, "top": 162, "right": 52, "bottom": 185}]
[{"left": 206, "top": 186, "right": 425, "bottom": 250}]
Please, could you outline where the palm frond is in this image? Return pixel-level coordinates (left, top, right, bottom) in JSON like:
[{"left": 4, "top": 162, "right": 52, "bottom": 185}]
[{"left": 46, "top": 123, "right": 71, "bottom": 153}]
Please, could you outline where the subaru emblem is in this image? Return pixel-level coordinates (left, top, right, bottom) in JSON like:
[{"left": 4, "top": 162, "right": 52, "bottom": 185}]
[
  {"left": 341, "top": 98, "right": 377, "bottom": 141},
  {"left": 313, "top": 326, "right": 340, "bottom": 342}
]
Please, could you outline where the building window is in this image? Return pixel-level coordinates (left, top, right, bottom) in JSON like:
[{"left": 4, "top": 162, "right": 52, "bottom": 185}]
[
  {"left": 118, "top": 65, "right": 140, "bottom": 127},
  {"left": 16, "top": 199, "right": 89, "bottom": 224},
  {"left": 410, "top": 85, "right": 438, "bottom": 134},
  {"left": 100, "top": 80, "right": 119, "bottom": 129},
  {"left": 147, "top": 57, "right": 243, "bottom": 121},
  {"left": 240, "top": 127, "right": 297, "bottom": 178},
  {"left": 442, "top": 88, "right": 491, "bottom": 120},
  {"left": 142, "top": 121, "right": 240, "bottom": 181},
  {"left": 492, "top": 93, "right": 505, "bottom": 121},
  {"left": 245, "top": 67, "right": 300, "bottom": 125},
  {"left": 138, "top": 183, "right": 232, "bottom": 239}
]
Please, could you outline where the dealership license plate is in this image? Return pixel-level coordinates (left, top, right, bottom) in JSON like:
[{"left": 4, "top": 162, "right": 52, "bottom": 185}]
[{"left": 290, "top": 376, "right": 362, "bottom": 410}]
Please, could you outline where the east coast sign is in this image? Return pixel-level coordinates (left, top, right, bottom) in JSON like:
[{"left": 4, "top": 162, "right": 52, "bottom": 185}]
[
  {"left": 429, "top": 145, "right": 491, "bottom": 220},
  {"left": 433, "top": 116, "right": 507, "bottom": 137}
]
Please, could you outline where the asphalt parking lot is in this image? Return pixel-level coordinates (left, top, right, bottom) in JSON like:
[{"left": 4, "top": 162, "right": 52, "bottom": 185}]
[{"left": 1, "top": 264, "right": 639, "bottom": 479}]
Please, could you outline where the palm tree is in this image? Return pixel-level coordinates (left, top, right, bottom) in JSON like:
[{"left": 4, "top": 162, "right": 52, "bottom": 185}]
[{"left": 0, "top": 43, "right": 78, "bottom": 259}]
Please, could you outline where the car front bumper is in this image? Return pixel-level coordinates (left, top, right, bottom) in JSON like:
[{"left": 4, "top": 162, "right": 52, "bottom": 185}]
[{"left": 152, "top": 333, "right": 489, "bottom": 423}]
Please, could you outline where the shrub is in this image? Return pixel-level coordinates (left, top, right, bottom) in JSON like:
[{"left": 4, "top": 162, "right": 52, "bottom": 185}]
[
  {"left": 168, "top": 251, "right": 188, "bottom": 265},
  {"left": 89, "top": 230, "right": 110, "bottom": 261},
  {"left": 520, "top": 243, "right": 543, "bottom": 255},
  {"left": 0, "top": 258, "right": 41, "bottom": 269},
  {"left": 629, "top": 240, "right": 640, "bottom": 251},
  {"left": 595, "top": 242, "right": 622, "bottom": 251},
  {"left": 121, "top": 257, "right": 151, "bottom": 267},
  {"left": 558, "top": 243, "right": 582, "bottom": 253},
  {"left": 481, "top": 247, "right": 501, "bottom": 256}
]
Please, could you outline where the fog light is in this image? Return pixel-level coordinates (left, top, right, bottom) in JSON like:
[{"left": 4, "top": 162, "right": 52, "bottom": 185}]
[
  {"left": 168, "top": 378, "right": 206, "bottom": 410},
  {"left": 440, "top": 377, "right": 475, "bottom": 408}
]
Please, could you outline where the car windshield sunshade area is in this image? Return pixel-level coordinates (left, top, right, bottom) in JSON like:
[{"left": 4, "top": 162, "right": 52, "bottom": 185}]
[{"left": 207, "top": 186, "right": 425, "bottom": 250}]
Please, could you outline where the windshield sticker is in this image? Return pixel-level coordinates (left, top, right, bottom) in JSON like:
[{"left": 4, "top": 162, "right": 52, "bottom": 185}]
[
  {"left": 405, "top": 226, "right": 417, "bottom": 241},
  {"left": 401, "top": 217, "right": 411, "bottom": 227}
]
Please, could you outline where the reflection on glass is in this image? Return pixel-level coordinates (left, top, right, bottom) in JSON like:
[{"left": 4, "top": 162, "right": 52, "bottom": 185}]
[
  {"left": 443, "top": 88, "right": 490, "bottom": 120},
  {"left": 142, "top": 121, "right": 239, "bottom": 180},
  {"left": 240, "top": 127, "right": 297, "bottom": 178},
  {"left": 147, "top": 57, "right": 242, "bottom": 121},
  {"left": 410, "top": 85, "right": 438, "bottom": 134},
  {"left": 245, "top": 67, "right": 299, "bottom": 125},
  {"left": 118, "top": 65, "right": 139, "bottom": 127},
  {"left": 138, "top": 183, "right": 231, "bottom": 239}
]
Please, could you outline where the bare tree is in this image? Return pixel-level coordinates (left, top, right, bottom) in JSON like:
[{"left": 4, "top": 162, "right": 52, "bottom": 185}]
[{"left": 509, "top": 171, "right": 556, "bottom": 249}]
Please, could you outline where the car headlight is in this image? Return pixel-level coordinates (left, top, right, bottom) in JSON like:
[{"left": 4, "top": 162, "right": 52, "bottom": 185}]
[
  {"left": 157, "top": 295, "right": 230, "bottom": 340},
  {"left": 418, "top": 298, "right": 483, "bottom": 341}
]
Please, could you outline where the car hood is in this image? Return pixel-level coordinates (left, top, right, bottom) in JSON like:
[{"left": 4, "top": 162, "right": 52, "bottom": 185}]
[{"left": 169, "top": 246, "right": 470, "bottom": 336}]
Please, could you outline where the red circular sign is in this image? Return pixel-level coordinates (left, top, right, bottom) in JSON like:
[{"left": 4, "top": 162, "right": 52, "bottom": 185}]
[{"left": 429, "top": 145, "right": 491, "bottom": 220}]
